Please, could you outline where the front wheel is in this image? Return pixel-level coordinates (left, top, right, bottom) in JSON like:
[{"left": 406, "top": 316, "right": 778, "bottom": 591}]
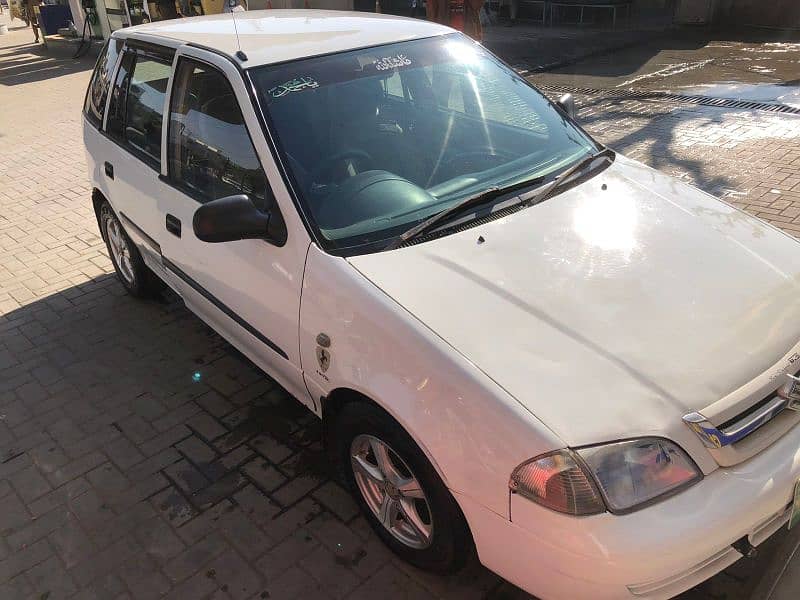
[{"left": 333, "top": 402, "right": 472, "bottom": 573}]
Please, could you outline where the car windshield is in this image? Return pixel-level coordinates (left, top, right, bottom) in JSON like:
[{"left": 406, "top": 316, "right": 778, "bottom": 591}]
[{"left": 250, "top": 34, "right": 596, "bottom": 252}]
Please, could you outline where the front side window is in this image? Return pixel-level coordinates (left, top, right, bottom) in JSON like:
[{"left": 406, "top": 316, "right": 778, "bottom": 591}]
[
  {"left": 251, "top": 34, "right": 597, "bottom": 252},
  {"left": 84, "top": 38, "right": 123, "bottom": 128},
  {"left": 107, "top": 48, "right": 171, "bottom": 167},
  {"left": 167, "top": 59, "right": 268, "bottom": 208}
]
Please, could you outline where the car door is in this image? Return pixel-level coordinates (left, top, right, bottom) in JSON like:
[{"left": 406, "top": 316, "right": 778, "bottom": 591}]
[
  {"left": 156, "top": 47, "right": 314, "bottom": 410},
  {"left": 100, "top": 39, "right": 175, "bottom": 280}
]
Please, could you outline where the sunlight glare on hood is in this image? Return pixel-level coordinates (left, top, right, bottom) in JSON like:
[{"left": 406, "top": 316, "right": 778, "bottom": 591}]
[{"left": 573, "top": 193, "right": 638, "bottom": 254}]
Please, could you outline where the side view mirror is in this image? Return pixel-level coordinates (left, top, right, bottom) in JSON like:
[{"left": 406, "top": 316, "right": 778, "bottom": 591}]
[
  {"left": 556, "top": 93, "right": 577, "bottom": 120},
  {"left": 192, "top": 194, "right": 286, "bottom": 245}
]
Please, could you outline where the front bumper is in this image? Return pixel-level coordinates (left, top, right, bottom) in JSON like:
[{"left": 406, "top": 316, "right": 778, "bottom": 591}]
[{"left": 456, "top": 421, "right": 800, "bottom": 600}]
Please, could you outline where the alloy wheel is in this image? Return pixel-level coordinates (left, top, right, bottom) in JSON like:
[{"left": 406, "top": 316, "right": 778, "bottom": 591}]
[
  {"left": 105, "top": 216, "right": 135, "bottom": 286},
  {"left": 350, "top": 434, "right": 434, "bottom": 550}
]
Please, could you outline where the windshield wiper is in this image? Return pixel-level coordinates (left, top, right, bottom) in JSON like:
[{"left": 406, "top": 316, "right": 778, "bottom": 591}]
[
  {"left": 517, "top": 146, "right": 615, "bottom": 209},
  {"left": 386, "top": 147, "right": 615, "bottom": 250},
  {"left": 384, "top": 175, "right": 545, "bottom": 250}
]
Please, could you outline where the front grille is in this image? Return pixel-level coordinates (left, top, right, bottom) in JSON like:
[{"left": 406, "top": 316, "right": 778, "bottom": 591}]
[
  {"left": 718, "top": 392, "right": 782, "bottom": 432},
  {"left": 685, "top": 370, "right": 800, "bottom": 466},
  {"left": 719, "top": 369, "right": 800, "bottom": 445}
]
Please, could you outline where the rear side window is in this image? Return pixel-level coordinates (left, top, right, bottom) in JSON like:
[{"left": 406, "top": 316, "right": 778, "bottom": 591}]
[
  {"left": 84, "top": 38, "right": 123, "bottom": 128},
  {"left": 107, "top": 48, "right": 172, "bottom": 168},
  {"left": 167, "top": 58, "right": 268, "bottom": 208}
]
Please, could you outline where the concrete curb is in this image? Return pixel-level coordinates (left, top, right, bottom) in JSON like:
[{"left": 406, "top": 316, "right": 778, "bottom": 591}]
[
  {"left": 525, "top": 34, "right": 667, "bottom": 73},
  {"left": 485, "top": 27, "right": 673, "bottom": 74}
]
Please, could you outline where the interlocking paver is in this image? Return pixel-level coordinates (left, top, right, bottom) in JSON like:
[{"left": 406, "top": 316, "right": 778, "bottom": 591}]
[
  {"left": 0, "top": 538, "right": 52, "bottom": 582},
  {"left": 264, "top": 565, "right": 333, "bottom": 599},
  {"left": 2, "top": 14, "right": 799, "bottom": 600},
  {"left": 24, "top": 554, "right": 78, "bottom": 600},
  {"left": 8, "top": 463, "right": 50, "bottom": 503},
  {"left": 48, "top": 516, "right": 96, "bottom": 570},
  {"left": 28, "top": 478, "right": 92, "bottom": 519},
  {"left": 348, "top": 563, "right": 437, "bottom": 600},
  {"left": 6, "top": 506, "right": 71, "bottom": 552}
]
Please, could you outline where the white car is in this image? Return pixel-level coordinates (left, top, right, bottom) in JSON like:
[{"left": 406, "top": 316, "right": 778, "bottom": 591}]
[{"left": 83, "top": 11, "right": 800, "bottom": 600}]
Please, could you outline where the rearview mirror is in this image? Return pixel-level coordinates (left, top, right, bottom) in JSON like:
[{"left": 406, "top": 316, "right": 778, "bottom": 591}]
[
  {"left": 193, "top": 194, "right": 286, "bottom": 245},
  {"left": 556, "top": 93, "right": 577, "bottom": 120}
]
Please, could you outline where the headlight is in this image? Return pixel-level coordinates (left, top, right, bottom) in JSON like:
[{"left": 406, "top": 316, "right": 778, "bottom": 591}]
[
  {"left": 509, "top": 450, "right": 605, "bottom": 515},
  {"left": 510, "top": 438, "right": 702, "bottom": 516},
  {"left": 576, "top": 438, "right": 702, "bottom": 514}
]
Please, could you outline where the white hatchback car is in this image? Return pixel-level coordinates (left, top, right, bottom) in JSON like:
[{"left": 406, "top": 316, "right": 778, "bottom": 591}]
[{"left": 83, "top": 11, "right": 800, "bottom": 600}]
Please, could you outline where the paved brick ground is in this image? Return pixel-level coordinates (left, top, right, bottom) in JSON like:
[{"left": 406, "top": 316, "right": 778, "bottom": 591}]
[{"left": 2, "top": 17, "right": 800, "bottom": 600}]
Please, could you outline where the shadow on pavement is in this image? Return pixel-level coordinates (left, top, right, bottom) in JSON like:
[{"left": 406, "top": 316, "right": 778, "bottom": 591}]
[
  {"left": 0, "top": 40, "right": 96, "bottom": 87},
  {"left": 0, "top": 273, "right": 528, "bottom": 599}
]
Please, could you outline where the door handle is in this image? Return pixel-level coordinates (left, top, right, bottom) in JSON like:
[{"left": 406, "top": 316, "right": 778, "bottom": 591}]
[
  {"left": 165, "top": 214, "right": 181, "bottom": 237},
  {"left": 104, "top": 162, "right": 114, "bottom": 179}
]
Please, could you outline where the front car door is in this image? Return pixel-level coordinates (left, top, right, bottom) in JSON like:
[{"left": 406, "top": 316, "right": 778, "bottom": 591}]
[{"left": 156, "top": 46, "right": 313, "bottom": 409}]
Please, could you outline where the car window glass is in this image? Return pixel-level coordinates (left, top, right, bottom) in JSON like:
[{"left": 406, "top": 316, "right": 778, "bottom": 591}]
[
  {"left": 252, "top": 35, "right": 596, "bottom": 250},
  {"left": 84, "top": 38, "right": 123, "bottom": 128},
  {"left": 383, "top": 71, "right": 404, "bottom": 99},
  {"left": 168, "top": 59, "right": 268, "bottom": 208},
  {"left": 125, "top": 57, "right": 171, "bottom": 164},
  {"left": 424, "top": 64, "right": 545, "bottom": 132},
  {"left": 106, "top": 50, "right": 170, "bottom": 168},
  {"left": 106, "top": 50, "right": 135, "bottom": 141}
]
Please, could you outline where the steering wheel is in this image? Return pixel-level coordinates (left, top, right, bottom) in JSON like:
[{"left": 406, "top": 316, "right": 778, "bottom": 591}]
[
  {"left": 441, "top": 148, "right": 517, "bottom": 175},
  {"left": 430, "top": 147, "right": 517, "bottom": 185},
  {"left": 310, "top": 149, "right": 374, "bottom": 184}
]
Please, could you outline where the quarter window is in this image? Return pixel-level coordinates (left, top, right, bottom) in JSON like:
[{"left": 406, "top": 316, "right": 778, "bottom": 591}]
[
  {"left": 107, "top": 49, "right": 171, "bottom": 168},
  {"left": 84, "top": 38, "right": 123, "bottom": 128},
  {"left": 167, "top": 59, "right": 268, "bottom": 207}
]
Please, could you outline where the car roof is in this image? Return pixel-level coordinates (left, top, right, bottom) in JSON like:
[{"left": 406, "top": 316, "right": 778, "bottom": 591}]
[{"left": 117, "top": 10, "right": 453, "bottom": 68}]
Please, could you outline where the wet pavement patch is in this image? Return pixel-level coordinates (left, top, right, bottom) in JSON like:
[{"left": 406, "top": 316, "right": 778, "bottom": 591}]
[{"left": 533, "top": 29, "right": 800, "bottom": 100}]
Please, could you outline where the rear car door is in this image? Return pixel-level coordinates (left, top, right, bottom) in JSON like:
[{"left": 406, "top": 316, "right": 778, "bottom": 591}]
[
  {"left": 98, "top": 40, "right": 175, "bottom": 279},
  {"left": 83, "top": 37, "right": 124, "bottom": 205},
  {"left": 157, "top": 47, "right": 313, "bottom": 409}
]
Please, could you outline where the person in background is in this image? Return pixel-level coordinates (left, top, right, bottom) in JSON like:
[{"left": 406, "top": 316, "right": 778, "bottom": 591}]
[
  {"left": 154, "top": 0, "right": 178, "bottom": 19},
  {"left": 425, "top": 0, "right": 447, "bottom": 24},
  {"left": 501, "top": 0, "right": 518, "bottom": 25},
  {"left": 507, "top": 0, "right": 519, "bottom": 27},
  {"left": 23, "top": 0, "right": 40, "bottom": 42},
  {"left": 223, "top": 0, "right": 245, "bottom": 12},
  {"left": 463, "top": 0, "right": 482, "bottom": 39}
]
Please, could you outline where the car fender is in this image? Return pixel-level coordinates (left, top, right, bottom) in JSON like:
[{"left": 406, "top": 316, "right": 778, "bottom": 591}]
[{"left": 299, "top": 244, "right": 564, "bottom": 517}]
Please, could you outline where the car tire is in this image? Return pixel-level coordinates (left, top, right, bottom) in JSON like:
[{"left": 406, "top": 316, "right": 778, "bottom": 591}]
[
  {"left": 99, "top": 202, "right": 164, "bottom": 298},
  {"left": 332, "top": 401, "right": 472, "bottom": 573}
]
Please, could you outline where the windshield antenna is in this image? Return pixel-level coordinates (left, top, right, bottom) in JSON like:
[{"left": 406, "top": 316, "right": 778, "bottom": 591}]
[{"left": 231, "top": 11, "right": 247, "bottom": 62}]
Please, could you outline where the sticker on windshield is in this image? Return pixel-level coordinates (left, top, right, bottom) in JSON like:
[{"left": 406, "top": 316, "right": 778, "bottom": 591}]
[
  {"left": 268, "top": 76, "right": 319, "bottom": 98},
  {"left": 373, "top": 54, "right": 412, "bottom": 71}
]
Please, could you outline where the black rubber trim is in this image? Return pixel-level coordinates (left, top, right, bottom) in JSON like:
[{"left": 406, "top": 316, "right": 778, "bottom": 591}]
[
  {"left": 162, "top": 258, "right": 288, "bottom": 360},
  {"left": 158, "top": 173, "right": 197, "bottom": 198},
  {"left": 125, "top": 39, "right": 176, "bottom": 61},
  {"left": 119, "top": 212, "right": 161, "bottom": 254}
]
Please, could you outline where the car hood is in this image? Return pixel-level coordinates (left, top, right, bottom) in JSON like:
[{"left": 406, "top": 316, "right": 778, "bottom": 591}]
[{"left": 347, "top": 157, "right": 800, "bottom": 446}]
